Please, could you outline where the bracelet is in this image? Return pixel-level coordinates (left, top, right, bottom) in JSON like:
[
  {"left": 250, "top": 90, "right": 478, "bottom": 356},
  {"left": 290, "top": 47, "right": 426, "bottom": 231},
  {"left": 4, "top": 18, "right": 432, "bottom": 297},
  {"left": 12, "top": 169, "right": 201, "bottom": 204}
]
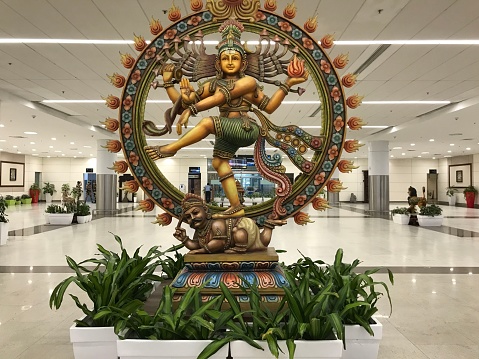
[
  {"left": 163, "top": 81, "right": 174, "bottom": 89},
  {"left": 258, "top": 95, "right": 270, "bottom": 111},
  {"left": 279, "top": 82, "right": 290, "bottom": 95},
  {"left": 188, "top": 105, "right": 199, "bottom": 116}
]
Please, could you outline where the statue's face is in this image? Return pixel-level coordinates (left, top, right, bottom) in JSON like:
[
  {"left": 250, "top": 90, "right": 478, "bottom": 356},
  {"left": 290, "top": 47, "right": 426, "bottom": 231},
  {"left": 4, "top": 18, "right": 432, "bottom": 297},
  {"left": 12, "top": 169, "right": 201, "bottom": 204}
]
[
  {"left": 219, "top": 50, "right": 242, "bottom": 76},
  {"left": 185, "top": 205, "right": 208, "bottom": 229}
]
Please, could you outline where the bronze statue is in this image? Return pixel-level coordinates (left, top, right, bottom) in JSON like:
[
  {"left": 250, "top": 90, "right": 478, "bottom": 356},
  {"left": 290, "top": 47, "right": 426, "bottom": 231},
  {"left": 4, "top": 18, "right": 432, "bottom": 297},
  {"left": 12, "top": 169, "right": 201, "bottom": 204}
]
[
  {"left": 173, "top": 194, "right": 285, "bottom": 254},
  {"left": 145, "top": 19, "right": 309, "bottom": 219}
]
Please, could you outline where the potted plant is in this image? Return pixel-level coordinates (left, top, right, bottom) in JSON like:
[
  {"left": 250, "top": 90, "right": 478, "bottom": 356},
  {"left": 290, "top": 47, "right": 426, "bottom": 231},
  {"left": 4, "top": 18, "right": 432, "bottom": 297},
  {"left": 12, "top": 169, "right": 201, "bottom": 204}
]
[
  {"left": 463, "top": 185, "right": 477, "bottom": 208},
  {"left": 390, "top": 207, "right": 410, "bottom": 225},
  {"left": 45, "top": 204, "right": 74, "bottom": 225},
  {"left": 49, "top": 234, "right": 167, "bottom": 359},
  {"left": 285, "top": 249, "right": 394, "bottom": 359},
  {"left": 0, "top": 196, "right": 9, "bottom": 245},
  {"left": 43, "top": 182, "right": 56, "bottom": 203},
  {"left": 15, "top": 196, "right": 21, "bottom": 205},
  {"left": 5, "top": 195, "right": 16, "bottom": 207},
  {"left": 30, "top": 183, "right": 41, "bottom": 203},
  {"left": 76, "top": 202, "right": 91, "bottom": 224},
  {"left": 21, "top": 194, "right": 32, "bottom": 204},
  {"left": 417, "top": 204, "right": 443, "bottom": 226},
  {"left": 446, "top": 187, "right": 458, "bottom": 206}
]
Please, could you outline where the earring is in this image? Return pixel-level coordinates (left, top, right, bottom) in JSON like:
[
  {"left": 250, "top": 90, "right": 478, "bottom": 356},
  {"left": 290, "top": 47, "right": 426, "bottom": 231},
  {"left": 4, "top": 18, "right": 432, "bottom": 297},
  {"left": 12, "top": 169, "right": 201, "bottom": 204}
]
[{"left": 206, "top": 212, "right": 212, "bottom": 219}]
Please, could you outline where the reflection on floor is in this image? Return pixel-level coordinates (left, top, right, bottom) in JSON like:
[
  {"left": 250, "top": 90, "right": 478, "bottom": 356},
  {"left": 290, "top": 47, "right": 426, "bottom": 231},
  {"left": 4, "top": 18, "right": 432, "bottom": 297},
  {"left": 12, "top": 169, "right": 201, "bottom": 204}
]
[{"left": 0, "top": 202, "right": 478, "bottom": 359}]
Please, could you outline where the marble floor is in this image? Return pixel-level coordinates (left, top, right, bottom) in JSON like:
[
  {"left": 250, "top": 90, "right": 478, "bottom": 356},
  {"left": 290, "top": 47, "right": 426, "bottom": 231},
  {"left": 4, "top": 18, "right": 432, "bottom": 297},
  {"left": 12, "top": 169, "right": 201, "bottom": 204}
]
[{"left": 0, "top": 201, "right": 478, "bottom": 359}]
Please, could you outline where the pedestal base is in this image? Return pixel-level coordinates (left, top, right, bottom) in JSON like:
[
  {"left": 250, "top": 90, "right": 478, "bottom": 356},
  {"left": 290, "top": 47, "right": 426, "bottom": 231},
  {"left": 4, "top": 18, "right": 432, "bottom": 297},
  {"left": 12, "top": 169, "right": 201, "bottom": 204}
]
[{"left": 170, "top": 247, "right": 287, "bottom": 308}]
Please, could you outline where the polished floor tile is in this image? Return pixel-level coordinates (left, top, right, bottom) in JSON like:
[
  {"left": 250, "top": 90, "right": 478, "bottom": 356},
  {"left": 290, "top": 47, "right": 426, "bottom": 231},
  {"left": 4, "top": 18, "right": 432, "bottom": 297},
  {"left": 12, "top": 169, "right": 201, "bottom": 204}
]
[{"left": 0, "top": 202, "right": 478, "bottom": 358}]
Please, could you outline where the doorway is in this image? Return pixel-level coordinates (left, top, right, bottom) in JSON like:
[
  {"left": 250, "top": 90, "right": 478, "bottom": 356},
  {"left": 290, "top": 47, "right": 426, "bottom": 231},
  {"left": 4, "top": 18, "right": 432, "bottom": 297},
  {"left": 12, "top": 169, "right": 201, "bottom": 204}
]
[{"left": 363, "top": 170, "right": 369, "bottom": 203}]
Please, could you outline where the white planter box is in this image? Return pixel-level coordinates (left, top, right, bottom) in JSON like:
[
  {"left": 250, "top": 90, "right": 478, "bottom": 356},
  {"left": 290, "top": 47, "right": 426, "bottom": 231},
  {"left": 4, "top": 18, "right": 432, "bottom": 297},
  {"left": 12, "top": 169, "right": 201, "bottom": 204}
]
[
  {"left": 117, "top": 339, "right": 229, "bottom": 359},
  {"left": 448, "top": 196, "right": 456, "bottom": 206},
  {"left": 77, "top": 215, "right": 89, "bottom": 224},
  {"left": 70, "top": 324, "right": 117, "bottom": 359},
  {"left": 231, "top": 338, "right": 342, "bottom": 359},
  {"left": 392, "top": 214, "right": 409, "bottom": 224},
  {"left": 0, "top": 222, "right": 8, "bottom": 245},
  {"left": 48, "top": 213, "right": 74, "bottom": 225},
  {"left": 45, "top": 193, "right": 53, "bottom": 203},
  {"left": 417, "top": 215, "right": 443, "bottom": 227},
  {"left": 343, "top": 318, "right": 383, "bottom": 359}
]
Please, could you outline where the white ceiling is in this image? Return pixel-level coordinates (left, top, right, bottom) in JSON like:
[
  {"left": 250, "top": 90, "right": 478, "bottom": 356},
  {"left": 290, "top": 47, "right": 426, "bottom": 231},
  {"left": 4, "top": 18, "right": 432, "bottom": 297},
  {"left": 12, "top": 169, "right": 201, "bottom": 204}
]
[{"left": 0, "top": 0, "right": 478, "bottom": 161}]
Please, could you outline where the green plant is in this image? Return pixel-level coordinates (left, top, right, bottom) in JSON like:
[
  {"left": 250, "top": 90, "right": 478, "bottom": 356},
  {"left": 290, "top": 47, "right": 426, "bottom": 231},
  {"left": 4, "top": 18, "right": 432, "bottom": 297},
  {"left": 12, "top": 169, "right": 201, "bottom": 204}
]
[
  {"left": 5, "top": 195, "right": 14, "bottom": 200},
  {"left": 463, "top": 185, "right": 478, "bottom": 194},
  {"left": 158, "top": 244, "right": 185, "bottom": 279},
  {"left": 0, "top": 196, "right": 8, "bottom": 223},
  {"left": 284, "top": 249, "right": 393, "bottom": 337},
  {"left": 30, "top": 183, "right": 40, "bottom": 191},
  {"left": 391, "top": 207, "right": 410, "bottom": 215},
  {"left": 210, "top": 200, "right": 218, "bottom": 206},
  {"left": 419, "top": 204, "right": 443, "bottom": 217},
  {"left": 72, "top": 185, "right": 83, "bottom": 201},
  {"left": 61, "top": 183, "right": 71, "bottom": 196},
  {"left": 42, "top": 182, "right": 56, "bottom": 195},
  {"left": 45, "top": 204, "right": 73, "bottom": 214},
  {"left": 49, "top": 233, "right": 165, "bottom": 327},
  {"left": 446, "top": 187, "right": 458, "bottom": 197},
  {"left": 15, "top": 196, "right": 21, "bottom": 201},
  {"left": 21, "top": 194, "right": 31, "bottom": 199},
  {"left": 76, "top": 202, "right": 91, "bottom": 216}
]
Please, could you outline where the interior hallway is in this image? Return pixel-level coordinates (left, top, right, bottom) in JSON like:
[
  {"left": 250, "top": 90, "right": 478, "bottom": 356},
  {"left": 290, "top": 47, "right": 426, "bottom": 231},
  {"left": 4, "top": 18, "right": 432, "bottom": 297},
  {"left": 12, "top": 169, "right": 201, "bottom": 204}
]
[{"left": 0, "top": 202, "right": 478, "bottom": 359}]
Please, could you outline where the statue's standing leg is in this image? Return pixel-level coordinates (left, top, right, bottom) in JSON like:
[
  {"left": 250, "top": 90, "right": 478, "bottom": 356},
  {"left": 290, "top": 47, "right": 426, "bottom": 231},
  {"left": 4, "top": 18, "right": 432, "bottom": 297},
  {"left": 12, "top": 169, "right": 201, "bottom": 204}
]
[
  {"left": 212, "top": 157, "right": 245, "bottom": 218},
  {"left": 145, "top": 117, "right": 215, "bottom": 160}
]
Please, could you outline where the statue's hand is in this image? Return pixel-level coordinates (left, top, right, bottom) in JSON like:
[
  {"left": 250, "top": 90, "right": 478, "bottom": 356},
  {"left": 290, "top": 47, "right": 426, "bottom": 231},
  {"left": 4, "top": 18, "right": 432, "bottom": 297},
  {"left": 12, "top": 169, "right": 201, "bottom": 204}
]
[
  {"left": 285, "top": 70, "right": 309, "bottom": 87},
  {"left": 162, "top": 63, "right": 175, "bottom": 83},
  {"left": 173, "top": 227, "right": 187, "bottom": 242},
  {"left": 177, "top": 108, "right": 191, "bottom": 135},
  {"left": 180, "top": 78, "right": 195, "bottom": 104}
]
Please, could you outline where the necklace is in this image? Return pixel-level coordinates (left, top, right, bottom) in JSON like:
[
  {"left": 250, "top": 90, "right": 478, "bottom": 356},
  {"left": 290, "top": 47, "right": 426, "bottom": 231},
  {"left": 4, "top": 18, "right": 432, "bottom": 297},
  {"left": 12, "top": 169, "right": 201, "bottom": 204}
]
[{"left": 197, "top": 220, "right": 212, "bottom": 245}]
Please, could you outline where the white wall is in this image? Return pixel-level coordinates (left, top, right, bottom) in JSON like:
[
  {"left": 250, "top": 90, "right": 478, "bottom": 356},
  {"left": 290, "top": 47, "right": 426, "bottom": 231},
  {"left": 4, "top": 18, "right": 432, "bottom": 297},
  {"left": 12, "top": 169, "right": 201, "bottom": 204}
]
[{"left": 389, "top": 158, "right": 438, "bottom": 201}]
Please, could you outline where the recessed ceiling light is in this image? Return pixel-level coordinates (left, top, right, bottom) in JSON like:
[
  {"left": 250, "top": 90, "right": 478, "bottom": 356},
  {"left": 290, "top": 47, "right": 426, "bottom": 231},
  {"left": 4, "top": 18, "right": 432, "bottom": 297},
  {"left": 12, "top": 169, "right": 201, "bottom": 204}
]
[
  {"left": 450, "top": 144, "right": 455, "bottom": 146},
  {"left": 433, "top": 157, "right": 436, "bottom": 159},
  {"left": 73, "top": 156, "right": 77, "bottom": 158},
  {"left": 47, "top": 156, "right": 51, "bottom": 158},
  {"left": 32, "top": 153, "right": 38, "bottom": 156},
  {"left": 444, "top": 155, "right": 452, "bottom": 158},
  {"left": 17, "top": 151, "right": 22, "bottom": 154},
  {"left": 466, "top": 148, "right": 471, "bottom": 150},
  {"left": 83, "top": 146, "right": 92, "bottom": 148},
  {"left": 401, "top": 153, "right": 405, "bottom": 156},
  {"left": 390, "top": 155, "right": 394, "bottom": 158},
  {"left": 32, "top": 149, "right": 36, "bottom": 151},
  {"left": 429, "top": 139, "right": 434, "bottom": 142},
  {"left": 51, "top": 137, "right": 56, "bottom": 140},
  {"left": 30, "top": 142, "right": 35, "bottom": 144},
  {"left": 447, "top": 150, "right": 451, "bottom": 153},
  {"left": 0, "top": 140, "right": 5, "bottom": 142},
  {"left": 410, "top": 143, "right": 415, "bottom": 146},
  {"left": 70, "top": 142, "right": 75, "bottom": 145},
  {"left": 0, "top": 124, "right": 4, "bottom": 127},
  {"left": 24, "top": 131, "right": 37, "bottom": 135},
  {"left": 62, "top": 154, "right": 65, "bottom": 156},
  {"left": 54, "top": 150, "right": 62, "bottom": 153},
  {"left": 422, "top": 152, "right": 429, "bottom": 154},
  {"left": 13, "top": 145, "right": 17, "bottom": 148},
  {"left": 49, "top": 145, "right": 53, "bottom": 148},
  {"left": 392, "top": 147, "right": 402, "bottom": 150},
  {"left": 78, "top": 152, "right": 82, "bottom": 154}
]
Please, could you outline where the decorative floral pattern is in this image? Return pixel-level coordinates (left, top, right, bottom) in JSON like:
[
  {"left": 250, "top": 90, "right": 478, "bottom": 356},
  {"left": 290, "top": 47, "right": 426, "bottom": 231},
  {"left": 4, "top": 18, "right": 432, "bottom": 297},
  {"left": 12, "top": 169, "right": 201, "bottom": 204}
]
[
  {"left": 328, "top": 145, "right": 339, "bottom": 161},
  {"left": 334, "top": 116, "right": 344, "bottom": 132},
  {"left": 278, "top": 21, "right": 292, "bottom": 32},
  {"left": 314, "top": 172, "right": 326, "bottom": 185},
  {"left": 142, "top": 177, "right": 154, "bottom": 191},
  {"left": 293, "top": 194, "right": 307, "bottom": 206},
  {"left": 161, "top": 197, "right": 175, "bottom": 210}
]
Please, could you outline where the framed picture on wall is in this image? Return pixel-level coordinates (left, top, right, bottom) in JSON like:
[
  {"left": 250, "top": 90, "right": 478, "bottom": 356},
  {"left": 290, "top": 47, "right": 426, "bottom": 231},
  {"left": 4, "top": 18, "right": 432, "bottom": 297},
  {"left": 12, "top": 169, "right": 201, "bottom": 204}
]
[
  {"left": 0, "top": 161, "right": 25, "bottom": 187},
  {"left": 449, "top": 164, "right": 471, "bottom": 188}
]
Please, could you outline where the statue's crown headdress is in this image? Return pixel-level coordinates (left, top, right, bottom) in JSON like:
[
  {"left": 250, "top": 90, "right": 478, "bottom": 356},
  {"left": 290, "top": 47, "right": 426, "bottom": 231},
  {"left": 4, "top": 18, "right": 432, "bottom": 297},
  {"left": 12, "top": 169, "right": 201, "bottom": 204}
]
[
  {"left": 217, "top": 19, "right": 245, "bottom": 56},
  {"left": 181, "top": 193, "right": 206, "bottom": 211}
]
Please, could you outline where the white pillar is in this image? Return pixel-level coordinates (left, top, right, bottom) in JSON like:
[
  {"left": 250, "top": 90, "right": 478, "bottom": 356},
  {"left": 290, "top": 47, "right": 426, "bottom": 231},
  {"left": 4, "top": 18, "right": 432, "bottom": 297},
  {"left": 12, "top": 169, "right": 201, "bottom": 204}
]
[
  {"left": 96, "top": 139, "right": 118, "bottom": 214},
  {"left": 368, "top": 141, "right": 389, "bottom": 212}
]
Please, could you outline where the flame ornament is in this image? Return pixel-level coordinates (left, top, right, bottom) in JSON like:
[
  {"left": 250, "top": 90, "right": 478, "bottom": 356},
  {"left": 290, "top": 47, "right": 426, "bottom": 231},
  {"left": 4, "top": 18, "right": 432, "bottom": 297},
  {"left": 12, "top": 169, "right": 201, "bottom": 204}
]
[
  {"left": 100, "top": 118, "right": 119, "bottom": 132},
  {"left": 120, "top": 52, "right": 135, "bottom": 69},
  {"left": 304, "top": 16, "right": 318, "bottom": 33},
  {"left": 107, "top": 73, "right": 126, "bottom": 88},
  {"left": 168, "top": 3, "right": 182, "bottom": 22},
  {"left": 344, "top": 140, "right": 364, "bottom": 153},
  {"left": 136, "top": 199, "right": 155, "bottom": 212},
  {"left": 134, "top": 34, "right": 147, "bottom": 52},
  {"left": 121, "top": 180, "right": 139, "bottom": 193},
  {"left": 108, "top": 161, "right": 128, "bottom": 174},
  {"left": 341, "top": 73, "right": 357, "bottom": 88},
  {"left": 263, "top": 0, "right": 277, "bottom": 11},
  {"left": 190, "top": 0, "right": 203, "bottom": 11},
  {"left": 152, "top": 213, "right": 173, "bottom": 226},
  {"left": 283, "top": 1, "right": 296, "bottom": 19},
  {"left": 312, "top": 197, "right": 331, "bottom": 211},
  {"left": 287, "top": 55, "right": 305, "bottom": 78},
  {"left": 102, "top": 140, "right": 122, "bottom": 153},
  {"left": 347, "top": 117, "right": 366, "bottom": 130},
  {"left": 327, "top": 179, "right": 346, "bottom": 192},
  {"left": 294, "top": 211, "right": 314, "bottom": 225},
  {"left": 320, "top": 34, "right": 334, "bottom": 49},
  {"left": 346, "top": 95, "right": 364, "bottom": 109},
  {"left": 149, "top": 17, "right": 163, "bottom": 35},
  {"left": 338, "top": 160, "right": 359, "bottom": 173},
  {"left": 103, "top": 95, "right": 120, "bottom": 109},
  {"left": 333, "top": 53, "right": 349, "bottom": 69}
]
